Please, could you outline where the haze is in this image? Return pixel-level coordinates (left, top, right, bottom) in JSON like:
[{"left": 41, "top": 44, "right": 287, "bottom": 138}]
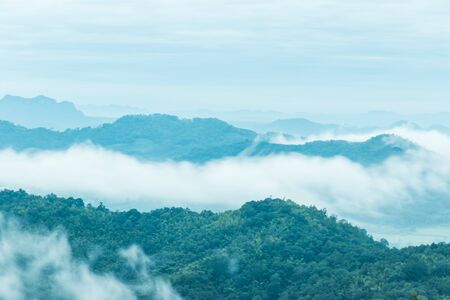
[{"left": 1, "top": 0, "right": 450, "bottom": 114}]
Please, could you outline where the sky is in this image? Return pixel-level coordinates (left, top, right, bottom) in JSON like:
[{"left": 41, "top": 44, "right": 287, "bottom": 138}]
[{"left": 1, "top": 0, "right": 450, "bottom": 113}]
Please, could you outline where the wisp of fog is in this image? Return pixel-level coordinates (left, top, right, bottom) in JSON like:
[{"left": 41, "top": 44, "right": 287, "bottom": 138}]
[{"left": 0, "top": 214, "right": 181, "bottom": 300}]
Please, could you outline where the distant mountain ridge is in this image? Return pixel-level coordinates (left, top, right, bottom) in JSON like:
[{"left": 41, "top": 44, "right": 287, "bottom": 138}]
[
  {"left": 261, "top": 118, "right": 340, "bottom": 136},
  {"left": 0, "top": 95, "right": 110, "bottom": 130},
  {"left": 249, "top": 116, "right": 450, "bottom": 137},
  {"left": 0, "top": 114, "right": 413, "bottom": 163},
  {"left": 78, "top": 103, "right": 149, "bottom": 118},
  {"left": 247, "top": 134, "right": 415, "bottom": 165},
  {"left": 0, "top": 114, "right": 257, "bottom": 162}
]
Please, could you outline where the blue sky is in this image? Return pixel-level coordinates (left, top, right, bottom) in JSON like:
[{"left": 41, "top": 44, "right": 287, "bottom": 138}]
[{"left": 1, "top": 0, "right": 450, "bottom": 113}]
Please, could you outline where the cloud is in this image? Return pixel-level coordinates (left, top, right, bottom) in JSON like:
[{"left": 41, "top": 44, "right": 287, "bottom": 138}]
[
  {"left": 2, "top": 0, "right": 450, "bottom": 59},
  {"left": 0, "top": 213, "right": 181, "bottom": 300},
  {"left": 120, "top": 245, "right": 182, "bottom": 300},
  {"left": 0, "top": 127, "right": 449, "bottom": 246},
  {"left": 2, "top": 0, "right": 449, "bottom": 70}
]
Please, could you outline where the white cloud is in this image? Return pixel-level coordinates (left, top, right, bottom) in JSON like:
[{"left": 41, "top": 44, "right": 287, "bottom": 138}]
[
  {"left": 120, "top": 245, "right": 182, "bottom": 300},
  {"left": 0, "top": 0, "right": 449, "bottom": 59},
  {"left": 0, "top": 128, "right": 450, "bottom": 246},
  {"left": 0, "top": 214, "right": 181, "bottom": 300}
]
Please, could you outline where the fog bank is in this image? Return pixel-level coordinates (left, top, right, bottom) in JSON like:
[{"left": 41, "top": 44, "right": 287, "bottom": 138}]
[{"left": 0, "top": 127, "right": 449, "bottom": 246}]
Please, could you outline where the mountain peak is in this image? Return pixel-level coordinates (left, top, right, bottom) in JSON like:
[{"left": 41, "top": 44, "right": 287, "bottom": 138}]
[{"left": 0, "top": 94, "right": 108, "bottom": 130}]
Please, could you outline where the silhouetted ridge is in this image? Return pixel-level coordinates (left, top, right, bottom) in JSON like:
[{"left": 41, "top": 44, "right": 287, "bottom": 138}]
[
  {"left": 248, "top": 134, "right": 414, "bottom": 165},
  {"left": 0, "top": 113, "right": 416, "bottom": 163},
  {"left": 0, "top": 95, "right": 109, "bottom": 129}
]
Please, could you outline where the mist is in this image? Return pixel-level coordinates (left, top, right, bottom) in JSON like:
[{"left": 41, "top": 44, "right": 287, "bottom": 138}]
[
  {"left": 0, "top": 214, "right": 181, "bottom": 300},
  {"left": 0, "top": 127, "right": 449, "bottom": 245},
  {"left": 292, "top": 126, "right": 450, "bottom": 158}
]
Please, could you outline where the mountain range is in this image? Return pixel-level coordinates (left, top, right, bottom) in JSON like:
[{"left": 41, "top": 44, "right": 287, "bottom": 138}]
[
  {"left": 4, "top": 95, "right": 450, "bottom": 136},
  {"left": 250, "top": 117, "right": 378, "bottom": 136},
  {"left": 0, "top": 114, "right": 413, "bottom": 164}
]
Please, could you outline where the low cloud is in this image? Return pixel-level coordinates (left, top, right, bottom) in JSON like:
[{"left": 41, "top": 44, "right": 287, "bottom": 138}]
[
  {"left": 120, "top": 245, "right": 182, "bottom": 300},
  {"left": 0, "top": 128, "right": 449, "bottom": 246},
  {"left": 0, "top": 214, "right": 181, "bottom": 300}
]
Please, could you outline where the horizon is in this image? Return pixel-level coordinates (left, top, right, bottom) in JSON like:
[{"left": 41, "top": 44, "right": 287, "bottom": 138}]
[
  {"left": 3, "top": 93, "right": 450, "bottom": 118},
  {"left": 2, "top": 0, "right": 450, "bottom": 114}
]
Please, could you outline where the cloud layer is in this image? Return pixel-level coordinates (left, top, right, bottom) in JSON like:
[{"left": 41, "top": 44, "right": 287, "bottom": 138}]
[{"left": 0, "top": 127, "right": 449, "bottom": 245}]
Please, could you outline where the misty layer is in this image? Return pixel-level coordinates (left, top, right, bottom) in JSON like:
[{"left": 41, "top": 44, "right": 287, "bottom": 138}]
[
  {"left": 0, "top": 214, "right": 181, "bottom": 300},
  {"left": 0, "top": 127, "right": 449, "bottom": 244}
]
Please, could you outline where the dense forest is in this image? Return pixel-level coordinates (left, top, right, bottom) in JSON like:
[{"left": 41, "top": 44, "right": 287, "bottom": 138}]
[
  {"left": 0, "top": 114, "right": 411, "bottom": 164},
  {"left": 0, "top": 190, "right": 449, "bottom": 299}
]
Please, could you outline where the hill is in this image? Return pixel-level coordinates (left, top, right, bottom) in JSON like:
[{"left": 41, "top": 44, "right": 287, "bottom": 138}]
[
  {"left": 261, "top": 118, "right": 339, "bottom": 135},
  {"left": 248, "top": 134, "right": 415, "bottom": 165},
  {"left": 0, "top": 95, "right": 109, "bottom": 129},
  {"left": 0, "top": 114, "right": 257, "bottom": 162},
  {"left": 0, "top": 115, "right": 412, "bottom": 164},
  {"left": 0, "top": 190, "right": 448, "bottom": 299}
]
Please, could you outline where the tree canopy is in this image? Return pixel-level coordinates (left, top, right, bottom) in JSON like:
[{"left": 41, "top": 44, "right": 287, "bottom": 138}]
[{"left": 0, "top": 190, "right": 448, "bottom": 299}]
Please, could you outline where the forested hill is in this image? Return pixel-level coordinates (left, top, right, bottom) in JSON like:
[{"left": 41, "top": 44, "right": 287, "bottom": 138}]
[
  {"left": 1, "top": 190, "right": 449, "bottom": 299},
  {"left": 0, "top": 114, "right": 412, "bottom": 164},
  {"left": 0, "top": 114, "right": 256, "bottom": 162}
]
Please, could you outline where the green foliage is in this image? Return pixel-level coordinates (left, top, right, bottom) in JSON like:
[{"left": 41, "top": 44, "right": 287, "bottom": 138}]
[{"left": 0, "top": 190, "right": 449, "bottom": 299}]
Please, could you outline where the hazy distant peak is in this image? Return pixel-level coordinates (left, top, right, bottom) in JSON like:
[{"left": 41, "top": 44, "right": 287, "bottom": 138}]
[
  {"left": 389, "top": 120, "right": 421, "bottom": 129},
  {"left": 1, "top": 94, "right": 80, "bottom": 111},
  {"left": 0, "top": 94, "right": 110, "bottom": 130},
  {"left": 365, "top": 134, "right": 416, "bottom": 151},
  {"left": 2, "top": 94, "right": 55, "bottom": 104},
  {"left": 271, "top": 117, "right": 325, "bottom": 125},
  {"left": 114, "top": 114, "right": 240, "bottom": 127},
  {"left": 366, "top": 110, "right": 397, "bottom": 115},
  {"left": 77, "top": 103, "right": 149, "bottom": 118},
  {"left": 31, "top": 95, "right": 57, "bottom": 104}
]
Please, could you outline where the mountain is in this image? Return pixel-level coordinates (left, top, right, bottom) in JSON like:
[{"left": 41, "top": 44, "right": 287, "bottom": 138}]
[
  {"left": 0, "top": 114, "right": 414, "bottom": 163},
  {"left": 248, "top": 117, "right": 385, "bottom": 136},
  {"left": 178, "top": 109, "right": 296, "bottom": 130},
  {"left": 78, "top": 103, "right": 149, "bottom": 118},
  {"left": 0, "top": 114, "right": 257, "bottom": 162},
  {"left": 260, "top": 118, "right": 339, "bottom": 135},
  {"left": 1, "top": 190, "right": 449, "bottom": 299},
  {"left": 290, "top": 111, "right": 404, "bottom": 127},
  {"left": 279, "top": 111, "right": 450, "bottom": 129},
  {"left": 247, "top": 134, "right": 414, "bottom": 165},
  {"left": 73, "top": 114, "right": 257, "bottom": 161},
  {"left": 0, "top": 95, "right": 110, "bottom": 130}
]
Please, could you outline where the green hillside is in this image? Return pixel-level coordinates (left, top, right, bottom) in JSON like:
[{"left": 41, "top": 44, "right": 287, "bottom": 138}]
[{"left": 0, "top": 190, "right": 448, "bottom": 299}]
